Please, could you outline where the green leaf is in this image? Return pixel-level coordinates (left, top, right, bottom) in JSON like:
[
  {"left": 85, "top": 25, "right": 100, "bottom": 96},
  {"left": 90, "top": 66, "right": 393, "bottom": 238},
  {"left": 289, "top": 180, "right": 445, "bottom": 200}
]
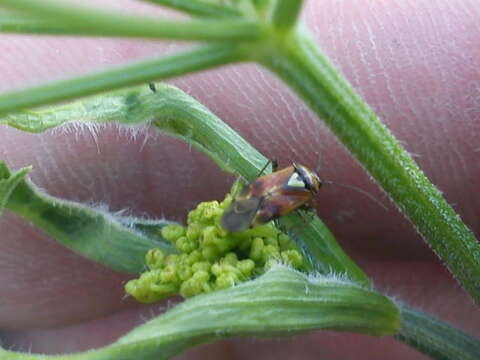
[
  {"left": 120, "top": 265, "right": 399, "bottom": 341},
  {"left": 2, "top": 161, "right": 175, "bottom": 274},
  {"left": 1, "top": 83, "right": 268, "bottom": 179},
  {"left": 0, "top": 161, "right": 31, "bottom": 213},
  {"left": 148, "top": 84, "right": 270, "bottom": 180},
  {"left": 397, "top": 305, "right": 480, "bottom": 360},
  {"left": 0, "top": 265, "right": 400, "bottom": 360}
]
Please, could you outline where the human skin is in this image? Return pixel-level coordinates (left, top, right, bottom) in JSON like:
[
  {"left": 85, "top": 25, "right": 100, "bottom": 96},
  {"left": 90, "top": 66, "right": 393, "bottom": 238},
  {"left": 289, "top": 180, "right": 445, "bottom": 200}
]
[{"left": 0, "top": 0, "right": 479, "bottom": 359}]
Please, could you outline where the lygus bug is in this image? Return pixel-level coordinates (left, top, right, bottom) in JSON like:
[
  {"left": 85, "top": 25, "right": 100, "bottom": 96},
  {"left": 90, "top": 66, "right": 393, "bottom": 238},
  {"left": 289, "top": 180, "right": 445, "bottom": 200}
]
[{"left": 221, "top": 162, "right": 322, "bottom": 232}]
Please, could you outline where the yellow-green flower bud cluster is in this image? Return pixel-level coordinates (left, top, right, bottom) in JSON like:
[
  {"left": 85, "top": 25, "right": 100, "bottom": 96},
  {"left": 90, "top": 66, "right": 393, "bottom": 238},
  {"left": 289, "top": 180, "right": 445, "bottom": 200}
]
[{"left": 125, "top": 195, "right": 306, "bottom": 302}]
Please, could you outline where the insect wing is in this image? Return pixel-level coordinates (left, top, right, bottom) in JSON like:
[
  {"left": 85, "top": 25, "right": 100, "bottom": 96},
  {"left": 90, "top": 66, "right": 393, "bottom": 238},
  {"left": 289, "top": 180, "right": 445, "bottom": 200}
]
[
  {"left": 249, "top": 166, "right": 295, "bottom": 198},
  {"left": 221, "top": 197, "right": 263, "bottom": 232},
  {"left": 255, "top": 189, "right": 312, "bottom": 224}
]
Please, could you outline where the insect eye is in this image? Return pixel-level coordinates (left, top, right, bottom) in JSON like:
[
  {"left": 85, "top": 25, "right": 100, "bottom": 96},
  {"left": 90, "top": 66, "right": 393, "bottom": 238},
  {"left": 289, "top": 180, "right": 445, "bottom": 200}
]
[
  {"left": 287, "top": 172, "right": 307, "bottom": 189},
  {"left": 293, "top": 164, "right": 320, "bottom": 192}
]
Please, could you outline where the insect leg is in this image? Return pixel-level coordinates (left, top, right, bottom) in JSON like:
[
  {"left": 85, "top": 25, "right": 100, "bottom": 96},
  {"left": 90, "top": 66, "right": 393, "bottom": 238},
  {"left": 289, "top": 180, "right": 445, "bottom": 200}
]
[{"left": 229, "top": 177, "right": 247, "bottom": 198}]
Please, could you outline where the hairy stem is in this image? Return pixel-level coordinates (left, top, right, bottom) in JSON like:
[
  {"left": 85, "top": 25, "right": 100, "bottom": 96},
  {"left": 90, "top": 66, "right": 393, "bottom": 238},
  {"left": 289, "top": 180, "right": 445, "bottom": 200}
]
[
  {"left": 0, "top": 44, "right": 243, "bottom": 116},
  {"left": 397, "top": 304, "right": 480, "bottom": 360},
  {"left": 260, "top": 27, "right": 480, "bottom": 302},
  {"left": 0, "top": 0, "right": 260, "bottom": 40},
  {"left": 271, "top": 0, "right": 303, "bottom": 29},
  {"left": 141, "top": 0, "right": 242, "bottom": 18}
]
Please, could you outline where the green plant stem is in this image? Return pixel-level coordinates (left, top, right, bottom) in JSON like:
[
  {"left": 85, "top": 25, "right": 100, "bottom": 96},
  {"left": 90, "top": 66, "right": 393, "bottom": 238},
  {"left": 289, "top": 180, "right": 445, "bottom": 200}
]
[
  {"left": 397, "top": 304, "right": 480, "bottom": 360},
  {"left": 142, "top": 0, "right": 242, "bottom": 18},
  {"left": 0, "top": 44, "right": 243, "bottom": 116},
  {"left": 0, "top": 0, "right": 260, "bottom": 40},
  {"left": 0, "top": 14, "right": 77, "bottom": 34},
  {"left": 260, "top": 27, "right": 480, "bottom": 303},
  {"left": 271, "top": 0, "right": 303, "bottom": 29}
]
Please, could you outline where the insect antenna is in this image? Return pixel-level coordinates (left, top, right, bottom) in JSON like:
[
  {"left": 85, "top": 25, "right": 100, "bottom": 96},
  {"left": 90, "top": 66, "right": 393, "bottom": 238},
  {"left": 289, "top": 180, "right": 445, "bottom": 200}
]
[
  {"left": 322, "top": 180, "right": 389, "bottom": 211},
  {"left": 253, "top": 159, "right": 278, "bottom": 179},
  {"left": 272, "top": 159, "right": 279, "bottom": 172}
]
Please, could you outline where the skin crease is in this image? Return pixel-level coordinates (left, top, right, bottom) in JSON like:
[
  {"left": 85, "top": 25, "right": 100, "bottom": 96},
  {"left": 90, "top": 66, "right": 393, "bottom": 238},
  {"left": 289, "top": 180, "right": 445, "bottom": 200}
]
[{"left": 0, "top": 0, "right": 479, "bottom": 358}]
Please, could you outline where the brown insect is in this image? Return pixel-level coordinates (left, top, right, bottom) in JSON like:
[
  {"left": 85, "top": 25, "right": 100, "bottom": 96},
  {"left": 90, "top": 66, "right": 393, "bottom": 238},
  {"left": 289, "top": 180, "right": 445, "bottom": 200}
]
[{"left": 221, "top": 163, "right": 322, "bottom": 232}]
